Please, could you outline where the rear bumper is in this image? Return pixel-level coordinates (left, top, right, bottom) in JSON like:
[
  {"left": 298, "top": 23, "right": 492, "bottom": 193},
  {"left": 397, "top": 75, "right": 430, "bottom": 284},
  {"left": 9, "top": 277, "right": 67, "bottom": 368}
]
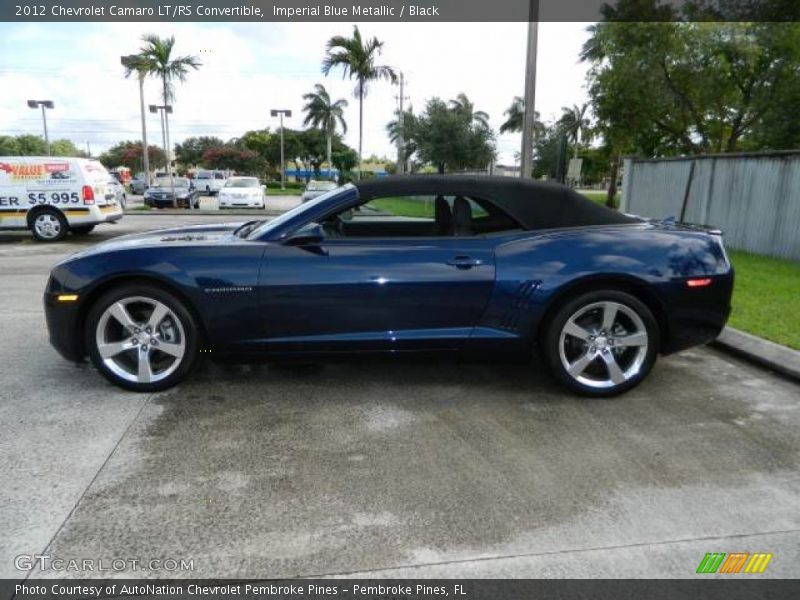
[{"left": 661, "top": 272, "right": 734, "bottom": 354}]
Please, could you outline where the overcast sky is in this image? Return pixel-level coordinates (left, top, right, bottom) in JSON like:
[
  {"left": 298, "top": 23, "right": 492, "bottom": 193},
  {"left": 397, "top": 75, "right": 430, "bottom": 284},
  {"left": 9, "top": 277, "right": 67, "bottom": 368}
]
[{"left": 0, "top": 22, "right": 592, "bottom": 164}]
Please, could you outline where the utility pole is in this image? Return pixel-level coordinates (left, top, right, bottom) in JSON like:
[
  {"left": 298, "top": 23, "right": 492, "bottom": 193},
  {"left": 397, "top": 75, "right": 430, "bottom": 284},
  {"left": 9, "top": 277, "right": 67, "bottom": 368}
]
[
  {"left": 271, "top": 109, "right": 292, "bottom": 190},
  {"left": 85, "top": 141, "right": 91, "bottom": 157},
  {"left": 394, "top": 72, "right": 409, "bottom": 175},
  {"left": 520, "top": 0, "right": 539, "bottom": 179}
]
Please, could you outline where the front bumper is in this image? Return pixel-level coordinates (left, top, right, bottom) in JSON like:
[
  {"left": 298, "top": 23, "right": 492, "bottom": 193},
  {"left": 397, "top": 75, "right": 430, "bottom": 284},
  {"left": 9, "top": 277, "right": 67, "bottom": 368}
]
[{"left": 43, "top": 290, "right": 85, "bottom": 362}]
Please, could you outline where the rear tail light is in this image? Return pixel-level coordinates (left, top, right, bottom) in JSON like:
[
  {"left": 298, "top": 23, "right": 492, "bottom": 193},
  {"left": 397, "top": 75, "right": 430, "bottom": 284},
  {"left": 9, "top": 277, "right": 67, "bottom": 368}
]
[
  {"left": 686, "top": 278, "right": 712, "bottom": 288},
  {"left": 82, "top": 185, "right": 95, "bottom": 205}
]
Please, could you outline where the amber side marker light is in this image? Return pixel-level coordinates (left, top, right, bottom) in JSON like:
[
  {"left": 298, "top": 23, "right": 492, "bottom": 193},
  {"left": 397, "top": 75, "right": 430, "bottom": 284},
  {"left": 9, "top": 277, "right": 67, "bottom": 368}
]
[
  {"left": 686, "top": 278, "right": 712, "bottom": 288},
  {"left": 56, "top": 294, "right": 79, "bottom": 302}
]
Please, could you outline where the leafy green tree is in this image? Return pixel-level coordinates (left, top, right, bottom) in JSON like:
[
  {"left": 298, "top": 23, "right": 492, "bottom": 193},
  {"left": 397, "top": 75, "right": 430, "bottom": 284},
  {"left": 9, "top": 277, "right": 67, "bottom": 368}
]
[
  {"left": 582, "top": 1, "right": 800, "bottom": 205},
  {"left": 408, "top": 97, "right": 495, "bottom": 174},
  {"left": 174, "top": 136, "right": 226, "bottom": 167},
  {"left": 13, "top": 135, "right": 48, "bottom": 155},
  {"left": 331, "top": 147, "right": 358, "bottom": 183},
  {"left": 201, "top": 146, "right": 264, "bottom": 174},
  {"left": 322, "top": 25, "right": 396, "bottom": 179},
  {"left": 99, "top": 141, "right": 165, "bottom": 172}
]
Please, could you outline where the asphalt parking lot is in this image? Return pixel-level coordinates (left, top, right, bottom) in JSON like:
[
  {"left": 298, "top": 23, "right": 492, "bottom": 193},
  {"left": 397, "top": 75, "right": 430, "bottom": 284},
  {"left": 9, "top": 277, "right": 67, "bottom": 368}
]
[{"left": 1, "top": 214, "right": 799, "bottom": 579}]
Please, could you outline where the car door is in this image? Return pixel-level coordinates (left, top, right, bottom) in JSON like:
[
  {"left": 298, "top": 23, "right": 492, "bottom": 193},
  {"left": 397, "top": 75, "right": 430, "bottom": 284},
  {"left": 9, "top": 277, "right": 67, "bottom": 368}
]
[{"left": 254, "top": 200, "right": 496, "bottom": 352}]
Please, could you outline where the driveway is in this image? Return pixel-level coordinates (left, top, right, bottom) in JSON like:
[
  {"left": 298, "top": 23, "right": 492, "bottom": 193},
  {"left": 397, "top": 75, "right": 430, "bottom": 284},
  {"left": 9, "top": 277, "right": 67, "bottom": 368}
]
[{"left": 1, "top": 215, "right": 798, "bottom": 579}]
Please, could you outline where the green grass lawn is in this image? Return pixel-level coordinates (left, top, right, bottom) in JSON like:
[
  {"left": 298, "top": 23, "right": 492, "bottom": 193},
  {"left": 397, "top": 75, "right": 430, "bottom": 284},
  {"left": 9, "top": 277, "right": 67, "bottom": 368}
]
[
  {"left": 369, "top": 197, "right": 435, "bottom": 218},
  {"left": 581, "top": 191, "right": 620, "bottom": 207},
  {"left": 728, "top": 250, "right": 800, "bottom": 350},
  {"left": 266, "top": 187, "right": 305, "bottom": 196}
]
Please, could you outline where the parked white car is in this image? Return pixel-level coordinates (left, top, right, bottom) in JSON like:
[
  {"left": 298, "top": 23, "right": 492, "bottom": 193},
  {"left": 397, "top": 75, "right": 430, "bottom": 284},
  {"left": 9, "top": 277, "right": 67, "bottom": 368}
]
[
  {"left": 195, "top": 170, "right": 228, "bottom": 195},
  {"left": 0, "top": 156, "right": 122, "bottom": 241},
  {"left": 218, "top": 177, "right": 265, "bottom": 209}
]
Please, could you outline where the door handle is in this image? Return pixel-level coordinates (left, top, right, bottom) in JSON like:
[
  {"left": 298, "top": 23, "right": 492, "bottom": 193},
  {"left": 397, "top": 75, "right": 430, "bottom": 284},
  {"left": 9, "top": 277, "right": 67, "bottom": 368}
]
[{"left": 446, "top": 256, "right": 482, "bottom": 269}]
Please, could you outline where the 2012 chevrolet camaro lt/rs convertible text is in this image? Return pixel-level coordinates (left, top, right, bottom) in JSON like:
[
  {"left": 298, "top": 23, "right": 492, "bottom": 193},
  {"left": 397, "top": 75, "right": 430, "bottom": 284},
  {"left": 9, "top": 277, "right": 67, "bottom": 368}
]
[{"left": 44, "top": 176, "right": 733, "bottom": 396}]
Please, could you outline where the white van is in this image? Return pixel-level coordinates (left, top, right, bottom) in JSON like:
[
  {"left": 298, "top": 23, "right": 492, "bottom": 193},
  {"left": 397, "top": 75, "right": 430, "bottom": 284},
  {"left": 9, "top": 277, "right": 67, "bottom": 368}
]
[
  {"left": 194, "top": 169, "right": 228, "bottom": 195},
  {"left": 0, "top": 156, "right": 123, "bottom": 242}
]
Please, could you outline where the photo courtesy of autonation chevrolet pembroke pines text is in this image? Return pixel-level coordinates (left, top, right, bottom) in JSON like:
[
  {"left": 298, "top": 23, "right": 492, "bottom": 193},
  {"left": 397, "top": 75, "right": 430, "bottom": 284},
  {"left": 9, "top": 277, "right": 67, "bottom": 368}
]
[{"left": 1, "top": 0, "right": 799, "bottom": 598}]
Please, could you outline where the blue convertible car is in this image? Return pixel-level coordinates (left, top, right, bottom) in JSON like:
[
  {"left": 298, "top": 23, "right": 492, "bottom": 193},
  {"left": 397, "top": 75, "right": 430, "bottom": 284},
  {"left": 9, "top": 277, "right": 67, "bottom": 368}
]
[{"left": 44, "top": 176, "right": 733, "bottom": 396}]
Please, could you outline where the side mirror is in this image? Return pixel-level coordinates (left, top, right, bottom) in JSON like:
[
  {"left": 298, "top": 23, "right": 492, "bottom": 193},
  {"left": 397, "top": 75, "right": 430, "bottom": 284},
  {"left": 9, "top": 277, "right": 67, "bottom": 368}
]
[{"left": 284, "top": 223, "right": 324, "bottom": 246}]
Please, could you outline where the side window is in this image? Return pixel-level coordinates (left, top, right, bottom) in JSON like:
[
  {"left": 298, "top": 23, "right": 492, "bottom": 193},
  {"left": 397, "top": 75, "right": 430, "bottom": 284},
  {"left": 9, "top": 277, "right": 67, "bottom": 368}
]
[{"left": 322, "top": 194, "right": 522, "bottom": 239}]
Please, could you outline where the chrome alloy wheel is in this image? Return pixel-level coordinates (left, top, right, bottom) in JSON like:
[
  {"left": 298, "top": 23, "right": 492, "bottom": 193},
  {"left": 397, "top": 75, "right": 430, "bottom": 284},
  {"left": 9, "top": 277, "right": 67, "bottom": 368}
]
[
  {"left": 95, "top": 296, "right": 186, "bottom": 384},
  {"left": 34, "top": 213, "right": 62, "bottom": 240},
  {"left": 558, "top": 301, "right": 649, "bottom": 389}
]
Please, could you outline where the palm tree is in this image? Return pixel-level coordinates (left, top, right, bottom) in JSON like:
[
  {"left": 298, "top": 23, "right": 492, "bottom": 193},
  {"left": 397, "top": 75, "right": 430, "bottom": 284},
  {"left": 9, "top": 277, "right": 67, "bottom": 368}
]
[
  {"left": 386, "top": 107, "right": 416, "bottom": 168},
  {"left": 322, "top": 26, "right": 396, "bottom": 179},
  {"left": 557, "top": 103, "right": 591, "bottom": 159},
  {"left": 499, "top": 96, "right": 543, "bottom": 135},
  {"left": 121, "top": 53, "right": 154, "bottom": 186},
  {"left": 302, "top": 84, "right": 348, "bottom": 181},
  {"left": 138, "top": 34, "right": 201, "bottom": 178},
  {"left": 449, "top": 93, "right": 490, "bottom": 129}
]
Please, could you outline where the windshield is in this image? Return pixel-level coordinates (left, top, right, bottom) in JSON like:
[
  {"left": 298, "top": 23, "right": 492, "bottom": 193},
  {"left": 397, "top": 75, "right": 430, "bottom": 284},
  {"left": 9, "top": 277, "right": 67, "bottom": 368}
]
[
  {"left": 153, "top": 178, "right": 189, "bottom": 188},
  {"left": 247, "top": 184, "right": 353, "bottom": 240},
  {"left": 225, "top": 178, "right": 259, "bottom": 188}
]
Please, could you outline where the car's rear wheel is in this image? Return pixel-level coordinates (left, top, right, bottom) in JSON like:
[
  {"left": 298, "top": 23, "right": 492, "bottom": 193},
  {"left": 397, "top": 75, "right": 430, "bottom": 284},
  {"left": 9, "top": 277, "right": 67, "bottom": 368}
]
[
  {"left": 85, "top": 284, "right": 199, "bottom": 392},
  {"left": 30, "top": 209, "right": 68, "bottom": 242},
  {"left": 543, "top": 290, "right": 659, "bottom": 397}
]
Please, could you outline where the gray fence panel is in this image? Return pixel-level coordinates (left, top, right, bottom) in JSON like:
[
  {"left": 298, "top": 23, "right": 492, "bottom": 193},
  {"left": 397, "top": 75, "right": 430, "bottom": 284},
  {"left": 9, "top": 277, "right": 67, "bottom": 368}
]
[{"left": 622, "top": 153, "right": 800, "bottom": 260}]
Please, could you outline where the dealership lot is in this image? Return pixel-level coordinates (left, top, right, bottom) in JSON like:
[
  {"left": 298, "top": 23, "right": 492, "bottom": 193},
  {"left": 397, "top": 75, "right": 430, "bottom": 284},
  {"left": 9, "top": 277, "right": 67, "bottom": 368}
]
[{"left": 1, "top": 215, "right": 798, "bottom": 579}]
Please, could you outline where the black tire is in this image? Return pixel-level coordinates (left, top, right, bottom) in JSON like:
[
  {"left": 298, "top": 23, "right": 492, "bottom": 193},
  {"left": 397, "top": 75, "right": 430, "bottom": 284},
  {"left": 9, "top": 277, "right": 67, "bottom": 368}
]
[
  {"left": 85, "top": 283, "right": 200, "bottom": 392},
  {"left": 29, "top": 208, "right": 68, "bottom": 242},
  {"left": 70, "top": 225, "right": 95, "bottom": 235},
  {"left": 542, "top": 290, "right": 659, "bottom": 397}
]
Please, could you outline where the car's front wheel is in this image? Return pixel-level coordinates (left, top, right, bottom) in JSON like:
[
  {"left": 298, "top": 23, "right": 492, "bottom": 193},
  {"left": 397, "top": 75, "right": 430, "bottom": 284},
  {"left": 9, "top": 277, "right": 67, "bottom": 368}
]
[
  {"left": 543, "top": 290, "right": 659, "bottom": 397},
  {"left": 85, "top": 284, "right": 199, "bottom": 392}
]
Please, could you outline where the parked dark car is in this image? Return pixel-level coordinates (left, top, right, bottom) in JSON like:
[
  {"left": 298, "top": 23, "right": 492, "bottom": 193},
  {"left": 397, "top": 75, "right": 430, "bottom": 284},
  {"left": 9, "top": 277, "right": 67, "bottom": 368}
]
[
  {"left": 44, "top": 176, "right": 733, "bottom": 395},
  {"left": 143, "top": 177, "right": 199, "bottom": 209}
]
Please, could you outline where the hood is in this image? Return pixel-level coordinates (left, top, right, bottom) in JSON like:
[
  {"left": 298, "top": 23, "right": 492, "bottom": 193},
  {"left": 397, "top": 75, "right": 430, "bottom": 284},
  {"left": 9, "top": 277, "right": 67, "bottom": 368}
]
[{"left": 58, "top": 222, "right": 250, "bottom": 264}]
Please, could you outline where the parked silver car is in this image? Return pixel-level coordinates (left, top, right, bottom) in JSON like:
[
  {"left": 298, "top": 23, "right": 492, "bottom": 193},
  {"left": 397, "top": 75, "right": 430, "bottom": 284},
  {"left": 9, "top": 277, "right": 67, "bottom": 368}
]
[
  {"left": 129, "top": 177, "right": 147, "bottom": 195},
  {"left": 301, "top": 180, "right": 338, "bottom": 202}
]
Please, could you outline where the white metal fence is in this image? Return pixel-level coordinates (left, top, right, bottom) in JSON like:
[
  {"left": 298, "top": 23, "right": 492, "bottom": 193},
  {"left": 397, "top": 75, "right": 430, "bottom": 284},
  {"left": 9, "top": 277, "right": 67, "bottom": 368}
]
[{"left": 621, "top": 152, "right": 800, "bottom": 260}]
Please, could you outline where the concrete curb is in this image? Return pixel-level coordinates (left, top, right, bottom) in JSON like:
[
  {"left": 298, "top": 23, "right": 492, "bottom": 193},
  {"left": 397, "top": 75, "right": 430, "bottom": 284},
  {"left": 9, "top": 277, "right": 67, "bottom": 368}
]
[{"left": 713, "top": 326, "right": 800, "bottom": 382}]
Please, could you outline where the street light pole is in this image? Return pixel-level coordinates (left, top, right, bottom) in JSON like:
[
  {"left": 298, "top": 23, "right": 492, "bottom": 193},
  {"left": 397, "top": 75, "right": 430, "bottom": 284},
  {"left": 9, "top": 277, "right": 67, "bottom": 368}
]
[
  {"left": 395, "top": 72, "right": 409, "bottom": 176},
  {"left": 520, "top": 0, "right": 539, "bottom": 179},
  {"left": 27, "top": 100, "right": 54, "bottom": 156},
  {"left": 271, "top": 109, "right": 292, "bottom": 190}
]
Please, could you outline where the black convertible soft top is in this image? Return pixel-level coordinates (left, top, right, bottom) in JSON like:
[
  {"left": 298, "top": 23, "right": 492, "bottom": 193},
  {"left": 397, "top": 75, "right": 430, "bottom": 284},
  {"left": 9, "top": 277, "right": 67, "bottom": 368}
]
[{"left": 355, "top": 175, "right": 636, "bottom": 230}]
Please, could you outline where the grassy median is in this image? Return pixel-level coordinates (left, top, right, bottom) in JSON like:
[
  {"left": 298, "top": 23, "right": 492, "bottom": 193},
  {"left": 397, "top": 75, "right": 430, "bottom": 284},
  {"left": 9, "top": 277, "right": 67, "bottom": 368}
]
[{"left": 728, "top": 250, "right": 800, "bottom": 350}]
